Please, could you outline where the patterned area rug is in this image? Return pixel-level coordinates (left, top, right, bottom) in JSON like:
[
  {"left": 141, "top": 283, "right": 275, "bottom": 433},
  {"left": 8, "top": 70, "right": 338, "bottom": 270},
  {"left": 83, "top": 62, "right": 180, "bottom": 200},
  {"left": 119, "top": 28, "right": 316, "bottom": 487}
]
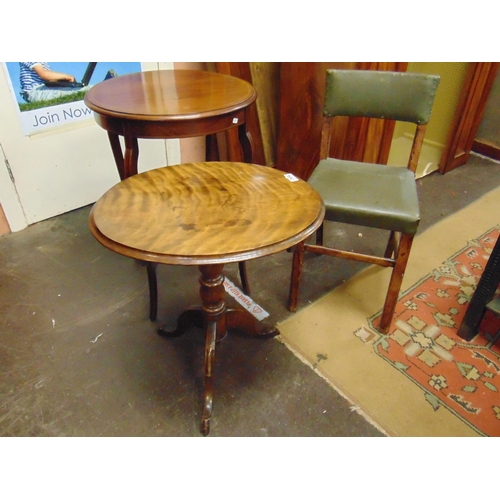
[{"left": 355, "top": 226, "right": 500, "bottom": 437}]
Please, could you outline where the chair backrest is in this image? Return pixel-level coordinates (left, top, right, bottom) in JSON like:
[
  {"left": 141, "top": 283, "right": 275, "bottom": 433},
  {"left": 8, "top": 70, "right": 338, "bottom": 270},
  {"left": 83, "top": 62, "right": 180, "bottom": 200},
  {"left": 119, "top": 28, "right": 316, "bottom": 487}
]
[
  {"left": 323, "top": 69, "right": 440, "bottom": 123},
  {"left": 320, "top": 69, "right": 440, "bottom": 172}
]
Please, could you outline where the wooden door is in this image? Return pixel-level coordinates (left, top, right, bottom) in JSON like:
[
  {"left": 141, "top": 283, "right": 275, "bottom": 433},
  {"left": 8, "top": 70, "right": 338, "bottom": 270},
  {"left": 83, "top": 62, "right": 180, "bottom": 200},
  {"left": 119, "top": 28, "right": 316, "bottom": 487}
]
[
  {"left": 472, "top": 68, "right": 500, "bottom": 161},
  {"left": 275, "top": 62, "right": 407, "bottom": 180},
  {"left": 439, "top": 62, "right": 499, "bottom": 174}
]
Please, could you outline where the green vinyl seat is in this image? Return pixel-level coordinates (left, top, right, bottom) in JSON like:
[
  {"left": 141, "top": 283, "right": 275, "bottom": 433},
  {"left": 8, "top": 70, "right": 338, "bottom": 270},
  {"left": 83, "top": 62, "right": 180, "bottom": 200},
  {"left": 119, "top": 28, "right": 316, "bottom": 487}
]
[
  {"left": 310, "top": 158, "right": 420, "bottom": 234},
  {"left": 288, "top": 69, "right": 440, "bottom": 333}
]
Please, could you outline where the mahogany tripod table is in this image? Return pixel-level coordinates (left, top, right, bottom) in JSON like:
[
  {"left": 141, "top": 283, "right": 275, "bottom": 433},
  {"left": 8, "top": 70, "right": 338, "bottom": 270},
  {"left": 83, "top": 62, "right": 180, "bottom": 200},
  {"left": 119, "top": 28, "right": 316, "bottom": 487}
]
[{"left": 89, "top": 162, "right": 325, "bottom": 435}]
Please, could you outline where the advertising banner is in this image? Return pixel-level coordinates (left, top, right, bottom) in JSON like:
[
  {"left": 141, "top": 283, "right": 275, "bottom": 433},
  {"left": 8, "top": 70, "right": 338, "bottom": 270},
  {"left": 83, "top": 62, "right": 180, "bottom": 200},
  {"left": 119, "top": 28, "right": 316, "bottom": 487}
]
[{"left": 3, "top": 62, "right": 142, "bottom": 136}]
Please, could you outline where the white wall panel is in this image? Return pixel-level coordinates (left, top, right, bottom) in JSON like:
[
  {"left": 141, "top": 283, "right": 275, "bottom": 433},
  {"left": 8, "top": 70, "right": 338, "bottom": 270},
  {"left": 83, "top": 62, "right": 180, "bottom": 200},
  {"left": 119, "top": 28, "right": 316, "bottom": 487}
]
[{"left": 0, "top": 62, "right": 180, "bottom": 231}]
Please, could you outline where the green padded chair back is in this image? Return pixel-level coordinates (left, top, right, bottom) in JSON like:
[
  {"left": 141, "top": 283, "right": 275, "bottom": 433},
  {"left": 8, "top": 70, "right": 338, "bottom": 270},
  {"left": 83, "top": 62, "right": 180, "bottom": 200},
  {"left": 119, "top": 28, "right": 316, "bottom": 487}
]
[{"left": 323, "top": 69, "right": 440, "bottom": 124}]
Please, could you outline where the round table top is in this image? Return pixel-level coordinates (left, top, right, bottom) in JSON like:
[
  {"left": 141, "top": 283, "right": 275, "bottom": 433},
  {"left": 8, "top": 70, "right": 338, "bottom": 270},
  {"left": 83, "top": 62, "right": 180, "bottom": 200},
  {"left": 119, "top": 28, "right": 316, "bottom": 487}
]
[
  {"left": 84, "top": 69, "right": 257, "bottom": 122},
  {"left": 89, "top": 162, "right": 325, "bottom": 265}
]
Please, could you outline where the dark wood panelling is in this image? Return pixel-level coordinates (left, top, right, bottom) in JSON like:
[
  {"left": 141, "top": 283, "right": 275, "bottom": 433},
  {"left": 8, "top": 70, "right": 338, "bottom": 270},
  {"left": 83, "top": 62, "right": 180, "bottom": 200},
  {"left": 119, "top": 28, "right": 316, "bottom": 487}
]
[{"left": 275, "top": 62, "right": 408, "bottom": 180}]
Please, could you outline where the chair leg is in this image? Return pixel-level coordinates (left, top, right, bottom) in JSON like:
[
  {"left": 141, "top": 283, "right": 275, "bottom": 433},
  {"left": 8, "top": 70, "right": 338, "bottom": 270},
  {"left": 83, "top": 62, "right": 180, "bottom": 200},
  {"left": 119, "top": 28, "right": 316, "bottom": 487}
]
[
  {"left": 147, "top": 262, "right": 159, "bottom": 321},
  {"left": 384, "top": 231, "right": 397, "bottom": 259},
  {"left": 288, "top": 240, "right": 306, "bottom": 312},
  {"left": 379, "top": 233, "right": 414, "bottom": 333}
]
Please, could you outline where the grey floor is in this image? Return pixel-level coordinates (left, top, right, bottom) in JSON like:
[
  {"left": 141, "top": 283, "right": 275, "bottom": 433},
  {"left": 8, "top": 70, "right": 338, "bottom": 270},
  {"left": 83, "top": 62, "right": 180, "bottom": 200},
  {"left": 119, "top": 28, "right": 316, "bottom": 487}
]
[{"left": 1, "top": 153, "right": 500, "bottom": 437}]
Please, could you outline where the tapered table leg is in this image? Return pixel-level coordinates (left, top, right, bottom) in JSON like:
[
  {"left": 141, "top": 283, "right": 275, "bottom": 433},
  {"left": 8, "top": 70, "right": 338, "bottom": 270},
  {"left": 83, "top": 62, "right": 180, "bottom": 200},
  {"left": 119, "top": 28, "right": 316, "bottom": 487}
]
[
  {"left": 238, "top": 122, "right": 253, "bottom": 163},
  {"left": 107, "top": 132, "right": 126, "bottom": 181},
  {"left": 238, "top": 261, "right": 250, "bottom": 296},
  {"left": 147, "top": 262, "right": 159, "bottom": 321},
  {"left": 123, "top": 134, "right": 139, "bottom": 178}
]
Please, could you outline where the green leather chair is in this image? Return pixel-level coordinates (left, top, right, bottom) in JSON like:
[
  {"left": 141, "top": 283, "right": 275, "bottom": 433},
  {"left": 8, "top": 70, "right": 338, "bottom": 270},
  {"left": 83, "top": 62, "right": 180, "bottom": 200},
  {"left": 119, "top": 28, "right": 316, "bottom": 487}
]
[{"left": 288, "top": 69, "right": 440, "bottom": 333}]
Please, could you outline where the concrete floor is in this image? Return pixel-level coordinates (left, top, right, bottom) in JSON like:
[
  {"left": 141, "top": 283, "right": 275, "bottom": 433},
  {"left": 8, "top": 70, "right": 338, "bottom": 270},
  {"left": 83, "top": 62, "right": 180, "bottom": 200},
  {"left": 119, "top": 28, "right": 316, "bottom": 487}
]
[{"left": 1, "top": 153, "right": 500, "bottom": 437}]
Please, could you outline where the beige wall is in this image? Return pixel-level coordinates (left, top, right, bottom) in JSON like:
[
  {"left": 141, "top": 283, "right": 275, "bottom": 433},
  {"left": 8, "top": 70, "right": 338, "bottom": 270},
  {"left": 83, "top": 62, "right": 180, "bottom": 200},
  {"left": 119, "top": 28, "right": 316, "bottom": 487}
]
[
  {"left": 389, "top": 62, "right": 469, "bottom": 177},
  {"left": 476, "top": 69, "right": 500, "bottom": 146},
  {"left": 394, "top": 62, "right": 468, "bottom": 147}
]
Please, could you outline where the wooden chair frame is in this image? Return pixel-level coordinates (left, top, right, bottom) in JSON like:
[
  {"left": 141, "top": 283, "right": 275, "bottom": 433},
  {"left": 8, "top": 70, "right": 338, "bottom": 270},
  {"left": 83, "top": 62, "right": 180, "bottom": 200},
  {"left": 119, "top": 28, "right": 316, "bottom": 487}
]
[{"left": 288, "top": 70, "right": 437, "bottom": 334}]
